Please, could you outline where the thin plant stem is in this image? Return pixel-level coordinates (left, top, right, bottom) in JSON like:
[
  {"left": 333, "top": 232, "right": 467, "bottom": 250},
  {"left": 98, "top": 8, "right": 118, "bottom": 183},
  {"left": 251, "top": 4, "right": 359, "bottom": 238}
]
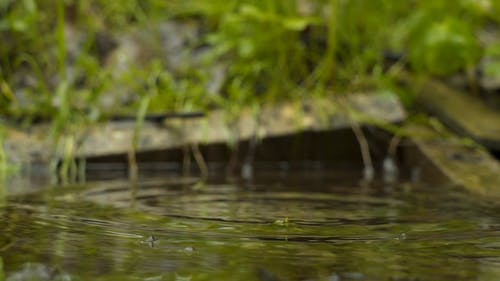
[
  {"left": 350, "top": 121, "right": 374, "bottom": 182},
  {"left": 59, "top": 135, "right": 75, "bottom": 185},
  {"left": 129, "top": 96, "right": 151, "bottom": 181},
  {"left": 78, "top": 157, "right": 86, "bottom": 184},
  {"left": 191, "top": 143, "right": 208, "bottom": 179},
  {"left": 183, "top": 143, "right": 191, "bottom": 177},
  {"left": 226, "top": 141, "right": 239, "bottom": 178},
  {"left": 387, "top": 135, "right": 402, "bottom": 157},
  {"left": 56, "top": 0, "right": 67, "bottom": 79},
  {"left": 127, "top": 148, "right": 138, "bottom": 182}
]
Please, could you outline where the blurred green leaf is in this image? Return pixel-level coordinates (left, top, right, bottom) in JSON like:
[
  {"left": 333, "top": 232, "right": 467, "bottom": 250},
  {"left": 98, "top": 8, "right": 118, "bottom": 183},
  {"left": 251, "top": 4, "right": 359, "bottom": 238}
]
[
  {"left": 22, "top": 0, "right": 36, "bottom": 13},
  {"left": 484, "top": 61, "right": 500, "bottom": 77},
  {"left": 409, "top": 18, "right": 482, "bottom": 76},
  {"left": 282, "top": 17, "right": 311, "bottom": 31}
]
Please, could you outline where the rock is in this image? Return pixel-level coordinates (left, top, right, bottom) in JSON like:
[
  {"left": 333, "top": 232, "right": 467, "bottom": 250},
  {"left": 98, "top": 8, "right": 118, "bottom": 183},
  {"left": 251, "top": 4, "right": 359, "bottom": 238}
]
[
  {"left": 105, "top": 33, "right": 144, "bottom": 75},
  {"left": 158, "top": 20, "right": 200, "bottom": 72}
]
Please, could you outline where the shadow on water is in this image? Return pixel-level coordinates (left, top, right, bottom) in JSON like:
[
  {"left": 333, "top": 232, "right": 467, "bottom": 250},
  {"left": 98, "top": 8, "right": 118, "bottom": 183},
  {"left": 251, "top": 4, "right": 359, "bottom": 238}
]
[{"left": 1, "top": 165, "right": 500, "bottom": 281}]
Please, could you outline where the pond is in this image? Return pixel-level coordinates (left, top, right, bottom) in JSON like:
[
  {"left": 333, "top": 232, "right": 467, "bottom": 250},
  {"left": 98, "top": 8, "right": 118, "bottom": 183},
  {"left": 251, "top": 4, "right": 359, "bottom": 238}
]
[{"left": 1, "top": 166, "right": 500, "bottom": 281}]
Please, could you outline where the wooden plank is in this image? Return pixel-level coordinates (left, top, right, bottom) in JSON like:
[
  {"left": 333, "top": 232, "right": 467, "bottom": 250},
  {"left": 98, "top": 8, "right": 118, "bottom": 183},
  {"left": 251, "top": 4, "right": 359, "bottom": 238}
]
[
  {"left": 406, "top": 125, "right": 500, "bottom": 200},
  {"left": 416, "top": 78, "right": 500, "bottom": 150},
  {"left": 4, "top": 93, "right": 406, "bottom": 163}
]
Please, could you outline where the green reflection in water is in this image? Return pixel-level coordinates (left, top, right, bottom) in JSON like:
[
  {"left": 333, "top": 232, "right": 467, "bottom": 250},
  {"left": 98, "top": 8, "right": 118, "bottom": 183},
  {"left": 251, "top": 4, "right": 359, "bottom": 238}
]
[
  {"left": 0, "top": 256, "right": 4, "bottom": 281},
  {"left": 1, "top": 175, "right": 500, "bottom": 281},
  {"left": 0, "top": 178, "right": 5, "bottom": 208}
]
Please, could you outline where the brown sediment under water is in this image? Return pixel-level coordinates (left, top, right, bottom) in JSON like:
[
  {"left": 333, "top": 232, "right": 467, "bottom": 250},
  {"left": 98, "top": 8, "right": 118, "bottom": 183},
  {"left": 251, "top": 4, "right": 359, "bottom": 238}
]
[{"left": 1, "top": 164, "right": 500, "bottom": 281}]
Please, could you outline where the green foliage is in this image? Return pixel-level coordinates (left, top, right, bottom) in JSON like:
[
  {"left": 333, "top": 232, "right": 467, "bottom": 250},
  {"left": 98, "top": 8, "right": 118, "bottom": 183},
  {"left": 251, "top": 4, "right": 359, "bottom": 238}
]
[
  {"left": 407, "top": 17, "right": 482, "bottom": 76},
  {"left": 0, "top": 1, "right": 51, "bottom": 120},
  {"left": 484, "top": 44, "right": 500, "bottom": 78},
  {"left": 395, "top": 1, "right": 485, "bottom": 76},
  {"left": 0, "top": 0, "right": 37, "bottom": 33},
  {"left": 0, "top": 256, "right": 4, "bottom": 281},
  {"left": 0, "top": 0, "right": 498, "bottom": 126},
  {"left": 332, "top": 0, "right": 409, "bottom": 84},
  {"left": 149, "top": 63, "right": 210, "bottom": 113},
  {"left": 206, "top": 1, "right": 317, "bottom": 102},
  {"left": 0, "top": 125, "right": 18, "bottom": 182}
]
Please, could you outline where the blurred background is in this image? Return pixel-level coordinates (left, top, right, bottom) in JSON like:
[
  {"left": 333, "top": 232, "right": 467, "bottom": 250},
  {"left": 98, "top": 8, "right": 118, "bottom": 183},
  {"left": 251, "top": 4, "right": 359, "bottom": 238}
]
[{"left": 1, "top": 0, "right": 499, "bottom": 124}]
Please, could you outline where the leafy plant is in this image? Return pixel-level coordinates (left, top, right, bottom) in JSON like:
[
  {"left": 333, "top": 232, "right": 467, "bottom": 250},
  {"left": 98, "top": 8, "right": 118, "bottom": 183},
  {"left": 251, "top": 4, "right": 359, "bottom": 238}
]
[
  {"left": 205, "top": 1, "right": 317, "bottom": 103},
  {"left": 407, "top": 17, "right": 482, "bottom": 76}
]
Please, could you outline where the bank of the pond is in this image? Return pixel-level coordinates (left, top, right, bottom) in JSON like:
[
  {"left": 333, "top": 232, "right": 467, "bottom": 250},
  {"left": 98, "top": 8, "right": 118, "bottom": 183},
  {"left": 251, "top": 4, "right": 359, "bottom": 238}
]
[
  {"left": 4, "top": 93, "right": 403, "bottom": 167},
  {"left": 3, "top": 87, "right": 500, "bottom": 200}
]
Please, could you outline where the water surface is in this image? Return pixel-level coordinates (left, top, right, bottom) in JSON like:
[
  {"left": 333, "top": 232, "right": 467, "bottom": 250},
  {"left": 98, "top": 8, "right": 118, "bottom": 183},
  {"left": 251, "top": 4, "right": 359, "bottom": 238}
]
[{"left": 1, "top": 169, "right": 500, "bottom": 281}]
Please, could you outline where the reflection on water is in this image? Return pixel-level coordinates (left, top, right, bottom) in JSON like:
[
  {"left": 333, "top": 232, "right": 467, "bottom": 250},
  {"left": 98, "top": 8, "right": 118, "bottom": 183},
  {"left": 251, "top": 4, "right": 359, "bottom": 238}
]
[{"left": 1, "top": 169, "right": 500, "bottom": 281}]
